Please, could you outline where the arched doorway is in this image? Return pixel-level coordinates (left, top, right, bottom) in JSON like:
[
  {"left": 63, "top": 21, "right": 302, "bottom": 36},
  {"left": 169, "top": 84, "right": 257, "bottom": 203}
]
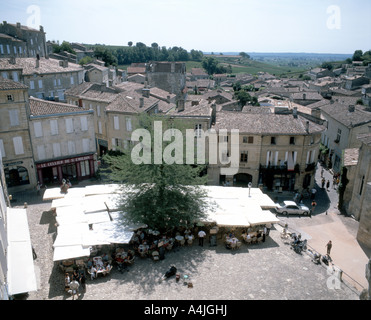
[{"left": 234, "top": 173, "right": 253, "bottom": 187}]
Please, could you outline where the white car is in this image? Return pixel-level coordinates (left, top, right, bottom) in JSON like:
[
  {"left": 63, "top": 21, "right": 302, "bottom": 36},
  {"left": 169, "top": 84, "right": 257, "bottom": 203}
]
[{"left": 275, "top": 200, "right": 311, "bottom": 216}]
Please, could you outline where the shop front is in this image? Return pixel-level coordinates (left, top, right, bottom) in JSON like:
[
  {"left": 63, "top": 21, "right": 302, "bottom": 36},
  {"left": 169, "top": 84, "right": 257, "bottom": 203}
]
[{"left": 36, "top": 154, "right": 96, "bottom": 185}]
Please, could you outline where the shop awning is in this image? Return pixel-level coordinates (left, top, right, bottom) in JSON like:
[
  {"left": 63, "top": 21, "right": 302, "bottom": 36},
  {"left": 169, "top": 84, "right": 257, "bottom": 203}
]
[{"left": 6, "top": 208, "right": 37, "bottom": 296}]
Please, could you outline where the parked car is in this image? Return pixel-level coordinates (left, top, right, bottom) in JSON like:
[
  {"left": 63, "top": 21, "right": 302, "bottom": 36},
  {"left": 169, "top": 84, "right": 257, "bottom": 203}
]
[{"left": 275, "top": 200, "right": 311, "bottom": 216}]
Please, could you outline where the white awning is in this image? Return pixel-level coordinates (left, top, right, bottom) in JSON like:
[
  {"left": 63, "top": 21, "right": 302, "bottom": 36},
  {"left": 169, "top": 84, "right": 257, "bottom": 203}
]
[
  {"left": 247, "top": 210, "right": 280, "bottom": 226},
  {"left": 53, "top": 245, "right": 91, "bottom": 262},
  {"left": 6, "top": 208, "right": 37, "bottom": 296}
]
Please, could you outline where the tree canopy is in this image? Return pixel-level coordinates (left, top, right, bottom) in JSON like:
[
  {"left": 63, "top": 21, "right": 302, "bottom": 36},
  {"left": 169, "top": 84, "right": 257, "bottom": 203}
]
[
  {"left": 102, "top": 114, "right": 211, "bottom": 232},
  {"left": 201, "top": 57, "right": 228, "bottom": 75}
]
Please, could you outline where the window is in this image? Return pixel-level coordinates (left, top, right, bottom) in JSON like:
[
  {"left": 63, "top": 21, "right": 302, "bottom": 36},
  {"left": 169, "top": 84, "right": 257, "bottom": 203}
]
[
  {"left": 6, "top": 45, "right": 10, "bottom": 54},
  {"left": 111, "top": 138, "right": 119, "bottom": 150},
  {"left": 37, "top": 145, "right": 46, "bottom": 160},
  {"left": 38, "top": 79, "right": 43, "bottom": 89},
  {"left": 52, "top": 143, "right": 61, "bottom": 157},
  {"left": 13, "top": 136, "right": 24, "bottom": 155},
  {"left": 82, "top": 139, "right": 90, "bottom": 153},
  {"left": 359, "top": 175, "right": 365, "bottom": 195},
  {"left": 9, "top": 109, "right": 19, "bottom": 126},
  {"left": 80, "top": 116, "right": 88, "bottom": 131},
  {"left": 248, "top": 136, "right": 254, "bottom": 144},
  {"left": 65, "top": 118, "right": 74, "bottom": 133},
  {"left": 80, "top": 160, "right": 90, "bottom": 177},
  {"left": 12, "top": 71, "right": 18, "bottom": 82},
  {"left": 335, "top": 129, "right": 341, "bottom": 143},
  {"left": 240, "top": 151, "right": 248, "bottom": 163},
  {"left": 114, "top": 116, "right": 120, "bottom": 130},
  {"left": 70, "top": 76, "right": 74, "bottom": 85},
  {"left": 195, "top": 124, "right": 202, "bottom": 138},
  {"left": 53, "top": 79, "right": 57, "bottom": 87},
  {"left": 271, "top": 137, "right": 276, "bottom": 145},
  {"left": 33, "top": 121, "right": 43, "bottom": 137},
  {"left": 290, "top": 137, "right": 295, "bottom": 145},
  {"left": 0, "top": 44, "right": 3, "bottom": 54},
  {"left": 126, "top": 117, "right": 132, "bottom": 131},
  {"left": 98, "top": 121, "right": 102, "bottom": 134},
  {"left": 50, "top": 119, "right": 58, "bottom": 135},
  {"left": 97, "top": 105, "right": 100, "bottom": 116},
  {"left": 58, "top": 79, "right": 61, "bottom": 86},
  {"left": 30, "top": 80, "right": 35, "bottom": 89},
  {"left": 68, "top": 141, "right": 76, "bottom": 155},
  {"left": 0, "top": 139, "right": 5, "bottom": 157},
  {"left": 1, "top": 72, "right": 8, "bottom": 79},
  {"left": 7, "top": 95, "right": 13, "bottom": 101}
]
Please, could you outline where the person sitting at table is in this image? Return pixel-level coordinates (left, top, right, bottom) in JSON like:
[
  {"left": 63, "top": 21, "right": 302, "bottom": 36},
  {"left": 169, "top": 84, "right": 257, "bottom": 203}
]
[
  {"left": 102, "top": 253, "right": 109, "bottom": 263},
  {"left": 103, "top": 262, "right": 112, "bottom": 276},
  {"left": 90, "top": 265, "right": 97, "bottom": 280},
  {"left": 184, "top": 228, "right": 191, "bottom": 239},
  {"left": 86, "top": 258, "right": 93, "bottom": 269}
]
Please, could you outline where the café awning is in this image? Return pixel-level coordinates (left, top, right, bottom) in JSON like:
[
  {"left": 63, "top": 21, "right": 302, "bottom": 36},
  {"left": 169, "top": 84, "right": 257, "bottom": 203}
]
[{"left": 6, "top": 208, "right": 38, "bottom": 296}]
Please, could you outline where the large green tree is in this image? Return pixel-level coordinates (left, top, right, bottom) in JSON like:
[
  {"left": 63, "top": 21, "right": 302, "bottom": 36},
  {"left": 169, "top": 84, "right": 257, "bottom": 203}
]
[{"left": 102, "top": 114, "right": 211, "bottom": 232}]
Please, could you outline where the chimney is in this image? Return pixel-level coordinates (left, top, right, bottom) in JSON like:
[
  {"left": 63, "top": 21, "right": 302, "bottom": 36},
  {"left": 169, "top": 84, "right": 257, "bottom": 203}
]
[
  {"left": 303, "top": 93, "right": 306, "bottom": 100},
  {"left": 306, "top": 121, "right": 310, "bottom": 133},
  {"left": 177, "top": 98, "right": 185, "bottom": 112},
  {"left": 139, "top": 97, "right": 144, "bottom": 108},
  {"left": 142, "top": 88, "right": 150, "bottom": 98},
  {"left": 348, "top": 105, "right": 355, "bottom": 112},
  {"left": 167, "top": 95, "right": 171, "bottom": 103},
  {"left": 293, "top": 106, "right": 298, "bottom": 118},
  {"left": 16, "top": 22, "right": 21, "bottom": 29}
]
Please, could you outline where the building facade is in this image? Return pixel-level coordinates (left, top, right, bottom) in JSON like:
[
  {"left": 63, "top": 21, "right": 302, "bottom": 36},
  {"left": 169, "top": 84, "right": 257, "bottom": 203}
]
[
  {"left": 0, "top": 78, "right": 36, "bottom": 191},
  {"left": 0, "top": 21, "right": 47, "bottom": 58},
  {"left": 0, "top": 57, "right": 85, "bottom": 101},
  {"left": 28, "top": 97, "right": 97, "bottom": 185}
]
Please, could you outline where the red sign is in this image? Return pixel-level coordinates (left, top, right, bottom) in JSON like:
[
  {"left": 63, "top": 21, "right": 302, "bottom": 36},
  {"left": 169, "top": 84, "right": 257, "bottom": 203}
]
[{"left": 36, "top": 155, "right": 94, "bottom": 169}]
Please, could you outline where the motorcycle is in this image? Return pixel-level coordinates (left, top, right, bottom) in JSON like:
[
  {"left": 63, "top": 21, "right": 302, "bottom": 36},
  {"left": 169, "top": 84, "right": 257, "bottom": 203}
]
[{"left": 291, "top": 239, "right": 307, "bottom": 254}]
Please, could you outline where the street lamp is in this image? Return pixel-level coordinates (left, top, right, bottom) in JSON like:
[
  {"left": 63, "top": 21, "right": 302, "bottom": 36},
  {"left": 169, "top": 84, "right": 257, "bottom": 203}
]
[{"left": 248, "top": 182, "right": 252, "bottom": 197}]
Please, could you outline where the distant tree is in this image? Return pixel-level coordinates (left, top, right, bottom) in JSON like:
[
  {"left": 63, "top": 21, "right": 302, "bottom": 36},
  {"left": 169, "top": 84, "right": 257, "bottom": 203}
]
[
  {"left": 128, "top": 41, "right": 133, "bottom": 47},
  {"left": 201, "top": 57, "right": 219, "bottom": 75},
  {"left": 232, "top": 81, "right": 242, "bottom": 92},
  {"left": 345, "top": 58, "right": 352, "bottom": 64},
  {"left": 239, "top": 52, "right": 250, "bottom": 59},
  {"left": 352, "top": 50, "right": 363, "bottom": 61},
  {"left": 52, "top": 41, "right": 75, "bottom": 54},
  {"left": 321, "top": 62, "right": 334, "bottom": 70},
  {"left": 235, "top": 90, "right": 251, "bottom": 107}
]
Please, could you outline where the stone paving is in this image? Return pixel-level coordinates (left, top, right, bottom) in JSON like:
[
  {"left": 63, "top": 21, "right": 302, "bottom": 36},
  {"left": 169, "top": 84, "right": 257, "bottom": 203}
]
[{"left": 10, "top": 179, "right": 361, "bottom": 301}]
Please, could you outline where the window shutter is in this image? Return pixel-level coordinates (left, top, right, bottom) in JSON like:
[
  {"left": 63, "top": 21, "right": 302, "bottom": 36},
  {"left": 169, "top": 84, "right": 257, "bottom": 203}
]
[
  {"left": 13, "top": 136, "right": 24, "bottom": 155},
  {"left": 0, "top": 139, "right": 5, "bottom": 157},
  {"left": 80, "top": 116, "right": 88, "bottom": 131},
  {"left": 126, "top": 118, "right": 132, "bottom": 131},
  {"left": 65, "top": 118, "right": 73, "bottom": 133},
  {"left": 82, "top": 139, "right": 90, "bottom": 153},
  {"left": 37, "top": 145, "right": 46, "bottom": 160},
  {"left": 68, "top": 141, "right": 76, "bottom": 155},
  {"left": 33, "top": 121, "right": 43, "bottom": 137},
  {"left": 9, "top": 109, "right": 19, "bottom": 126},
  {"left": 53, "top": 143, "right": 61, "bottom": 157},
  {"left": 50, "top": 119, "right": 58, "bottom": 135},
  {"left": 114, "top": 116, "right": 119, "bottom": 130}
]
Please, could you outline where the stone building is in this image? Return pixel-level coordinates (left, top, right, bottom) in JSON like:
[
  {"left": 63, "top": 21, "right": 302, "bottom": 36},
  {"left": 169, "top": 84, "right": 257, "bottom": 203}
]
[
  {"left": 0, "top": 78, "right": 36, "bottom": 191},
  {"left": 0, "top": 21, "right": 47, "bottom": 58},
  {"left": 346, "top": 133, "right": 371, "bottom": 250},
  {"left": 84, "top": 63, "right": 109, "bottom": 86},
  {"left": 0, "top": 57, "right": 84, "bottom": 101},
  {"left": 28, "top": 97, "right": 97, "bottom": 185},
  {"left": 208, "top": 111, "right": 324, "bottom": 190},
  {"left": 320, "top": 102, "right": 371, "bottom": 173},
  {"left": 146, "top": 61, "right": 186, "bottom": 95}
]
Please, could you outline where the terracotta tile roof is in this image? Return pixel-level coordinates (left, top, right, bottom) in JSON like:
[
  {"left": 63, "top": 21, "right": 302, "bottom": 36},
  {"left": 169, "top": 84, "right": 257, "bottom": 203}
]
[
  {"left": 65, "top": 82, "right": 118, "bottom": 103},
  {"left": 357, "top": 133, "right": 371, "bottom": 146},
  {"left": 29, "top": 97, "right": 92, "bottom": 116},
  {"left": 127, "top": 67, "right": 146, "bottom": 74},
  {"left": 320, "top": 103, "right": 371, "bottom": 128},
  {"left": 0, "top": 33, "right": 25, "bottom": 42},
  {"left": 213, "top": 111, "right": 324, "bottom": 135},
  {"left": 0, "top": 77, "right": 28, "bottom": 90},
  {"left": 191, "top": 68, "right": 208, "bottom": 76},
  {"left": 0, "top": 57, "right": 83, "bottom": 75}
]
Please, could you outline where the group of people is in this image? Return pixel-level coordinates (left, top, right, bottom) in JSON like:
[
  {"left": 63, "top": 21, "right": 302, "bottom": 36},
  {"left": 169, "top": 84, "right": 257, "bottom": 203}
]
[
  {"left": 87, "top": 254, "right": 112, "bottom": 280},
  {"left": 321, "top": 168, "right": 340, "bottom": 191},
  {"left": 64, "top": 269, "right": 85, "bottom": 300}
]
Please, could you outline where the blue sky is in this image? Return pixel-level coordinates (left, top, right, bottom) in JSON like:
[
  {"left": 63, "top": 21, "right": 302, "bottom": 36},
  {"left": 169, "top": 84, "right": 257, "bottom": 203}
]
[{"left": 1, "top": 0, "right": 370, "bottom": 53}]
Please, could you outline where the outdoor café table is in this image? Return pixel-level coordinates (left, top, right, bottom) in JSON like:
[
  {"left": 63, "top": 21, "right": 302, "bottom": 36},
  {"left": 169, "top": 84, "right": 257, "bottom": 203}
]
[{"left": 175, "top": 235, "right": 184, "bottom": 241}]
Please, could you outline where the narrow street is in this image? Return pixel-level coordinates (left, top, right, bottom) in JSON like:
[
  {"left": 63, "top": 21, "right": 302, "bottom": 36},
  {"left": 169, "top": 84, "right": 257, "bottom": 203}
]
[{"left": 271, "top": 163, "right": 370, "bottom": 292}]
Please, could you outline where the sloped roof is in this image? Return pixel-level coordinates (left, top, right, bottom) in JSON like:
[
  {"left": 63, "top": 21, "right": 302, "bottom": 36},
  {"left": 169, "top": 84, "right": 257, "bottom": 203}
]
[
  {"left": 29, "top": 96, "right": 92, "bottom": 116},
  {"left": 0, "top": 77, "right": 28, "bottom": 90}
]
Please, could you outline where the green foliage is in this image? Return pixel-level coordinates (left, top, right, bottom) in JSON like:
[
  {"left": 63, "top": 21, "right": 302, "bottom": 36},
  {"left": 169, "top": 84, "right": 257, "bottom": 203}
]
[
  {"left": 234, "top": 90, "right": 259, "bottom": 107},
  {"left": 239, "top": 52, "right": 250, "bottom": 59},
  {"left": 79, "top": 56, "right": 94, "bottom": 65},
  {"left": 352, "top": 50, "right": 363, "bottom": 61},
  {"left": 52, "top": 41, "right": 76, "bottom": 54},
  {"left": 201, "top": 57, "right": 227, "bottom": 75},
  {"left": 321, "top": 62, "right": 334, "bottom": 70},
  {"left": 94, "top": 46, "right": 118, "bottom": 66},
  {"left": 102, "top": 114, "right": 211, "bottom": 232}
]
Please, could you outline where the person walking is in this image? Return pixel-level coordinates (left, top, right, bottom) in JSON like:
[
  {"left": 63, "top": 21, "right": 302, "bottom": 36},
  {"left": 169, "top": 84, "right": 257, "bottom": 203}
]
[
  {"left": 311, "top": 200, "right": 317, "bottom": 216},
  {"left": 198, "top": 229, "right": 206, "bottom": 247},
  {"left": 326, "top": 180, "right": 330, "bottom": 191},
  {"left": 321, "top": 177, "right": 325, "bottom": 189},
  {"left": 326, "top": 240, "right": 332, "bottom": 256}
]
